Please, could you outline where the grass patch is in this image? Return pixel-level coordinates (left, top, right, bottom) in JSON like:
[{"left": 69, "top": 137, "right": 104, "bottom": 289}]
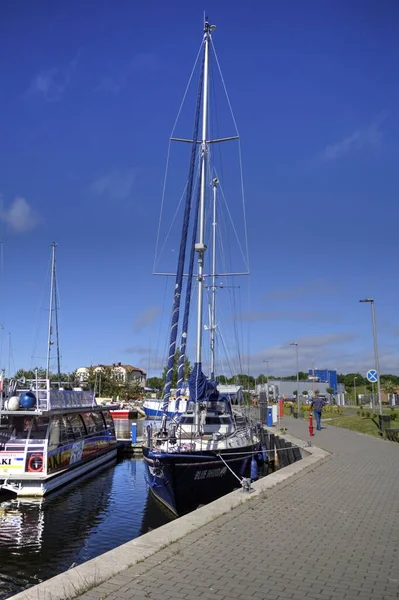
[{"left": 323, "top": 414, "right": 382, "bottom": 437}]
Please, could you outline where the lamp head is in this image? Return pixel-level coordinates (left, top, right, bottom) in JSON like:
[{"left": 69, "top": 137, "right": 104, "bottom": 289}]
[{"left": 359, "top": 298, "right": 374, "bottom": 303}]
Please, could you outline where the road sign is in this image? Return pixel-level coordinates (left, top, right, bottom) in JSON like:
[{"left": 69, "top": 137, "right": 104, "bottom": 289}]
[{"left": 367, "top": 369, "right": 378, "bottom": 383}]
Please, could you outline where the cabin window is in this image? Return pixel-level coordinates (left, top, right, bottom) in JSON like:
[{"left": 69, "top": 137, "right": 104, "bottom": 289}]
[
  {"left": 205, "top": 416, "right": 233, "bottom": 425},
  {"left": 89, "top": 412, "right": 106, "bottom": 432},
  {"left": 60, "top": 416, "right": 76, "bottom": 443},
  {"left": 179, "top": 416, "right": 194, "bottom": 424},
  {"left": 48, "top": 418, "right": 62, "bottom": 450},
  {"left": 67, "top": 414, "right": 86, "bottom": 438},
  {"left": 29, "top": 417, "right": 49, "bottom": 440},
  {"left": 102, "top": 411, "right": 116, "bottom": 435},
  {"left": 8, "top": 416, "right": 31, "bottom": 440},
  {"left": 0, "top": 416, "right": 30, "bottom": 447},
  {"left": 81, "top": 412, "right": 97, "bottom": 436}
]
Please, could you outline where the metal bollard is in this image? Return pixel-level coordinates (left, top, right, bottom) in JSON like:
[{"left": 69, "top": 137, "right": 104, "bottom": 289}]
[{"left": 309, "top": 410, "right": 314, "bottom": 436}]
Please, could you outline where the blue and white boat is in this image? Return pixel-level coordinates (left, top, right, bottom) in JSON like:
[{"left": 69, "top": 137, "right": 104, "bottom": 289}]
[
  {"left": 142, "top": 19, "right": 262, "bottom": 517},
  {"left": 143, "top": 384, "right": 243, "bottom": 419}
]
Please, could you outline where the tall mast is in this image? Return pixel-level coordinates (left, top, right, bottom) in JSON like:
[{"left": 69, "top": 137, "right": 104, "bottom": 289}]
[
  {"left": 46, "top": 243, "right": 58, "bottom": 381},
  {"left": 210, "top": 177, "right": 218, "bottom": 379},
  {"left": 195, "top": 19, "right": 214, "bottom": 365},
  {"left": 53, "top": 249, "right": 62, "bottom": 386}
]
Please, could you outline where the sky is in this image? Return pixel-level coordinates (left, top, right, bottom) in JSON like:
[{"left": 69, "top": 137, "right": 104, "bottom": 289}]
[{"left": 1, "top": 1, "right": 399, "bottom": 380}]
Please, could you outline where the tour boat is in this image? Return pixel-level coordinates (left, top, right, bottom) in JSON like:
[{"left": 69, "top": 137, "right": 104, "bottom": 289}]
[
  {"left": 0, "top": 377, "right": 117, "bottom": 497},
  {"left": 0, "top": 243, "right": 117, "bottom": 497}
]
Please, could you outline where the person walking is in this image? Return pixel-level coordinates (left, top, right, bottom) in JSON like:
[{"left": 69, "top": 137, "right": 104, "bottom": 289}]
[{"left": 310, "top": 396, "right": 327, "bottom": 430}]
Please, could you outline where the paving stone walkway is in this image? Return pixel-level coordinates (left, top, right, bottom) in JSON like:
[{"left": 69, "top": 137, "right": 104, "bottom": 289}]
[{"left": 78, "top": 418, "right": 399, "bottom": 600}]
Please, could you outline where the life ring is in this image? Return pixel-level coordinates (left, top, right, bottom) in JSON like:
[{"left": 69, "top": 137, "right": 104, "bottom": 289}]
[{"left": 27, "top": 454, "right": 44, "bottom": 472}]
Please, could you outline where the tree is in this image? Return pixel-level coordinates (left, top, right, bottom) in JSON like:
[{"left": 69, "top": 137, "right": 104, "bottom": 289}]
[
  {"left": 326, "top": 387, "right": 334, "bottom": 400},
  {"left": 216, "top": 374, "right": 228, "bottom": 384},
  {"left": 146, "top": 377, "right": 163, "bottom": 391},
  {"left": 161, "top": 350, "right": 192, "bottom": 388},
  {"left": 382, "top": 379, "right": 396, "bottom": 401},
  {"left": 14, "top": 368, "right": 73, "bottom": 383}
]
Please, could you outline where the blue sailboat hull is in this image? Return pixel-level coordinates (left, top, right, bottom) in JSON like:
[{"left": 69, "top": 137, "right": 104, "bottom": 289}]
[{"left": 143, "top": 443, "right": 262, "bottom": 516}]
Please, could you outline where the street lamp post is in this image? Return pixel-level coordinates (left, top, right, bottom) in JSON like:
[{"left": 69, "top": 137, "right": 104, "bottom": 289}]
[
  {"left": 354, "top": 376, "right": 358, "bottom": 406},
  {"left": 290, "top": 343, "right": 299, "bottom": 417},
  {"left": 359, "top": 298, "right": 382, "bottom": 416}
]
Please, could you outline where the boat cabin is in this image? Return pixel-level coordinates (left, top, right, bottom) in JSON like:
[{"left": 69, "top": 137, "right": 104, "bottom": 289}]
[{"left": 0, "top": 378, "right": 117, "bottom": 496}]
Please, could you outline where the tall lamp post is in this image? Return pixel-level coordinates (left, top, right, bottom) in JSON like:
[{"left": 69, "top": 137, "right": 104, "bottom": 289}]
[
  {"left": 290, "top": 343, "right": 299, "bottom": 416},
  {"left": 354, "top": 376, "right": 358, "bottom": 406},
  {"left": 359, "top": 298, "right": 382, "bottom": 416}
]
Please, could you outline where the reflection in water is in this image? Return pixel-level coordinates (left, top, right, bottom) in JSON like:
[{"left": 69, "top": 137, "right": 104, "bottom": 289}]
[{"left": 0, "top": 450, "right": 173, "bottom": 600}]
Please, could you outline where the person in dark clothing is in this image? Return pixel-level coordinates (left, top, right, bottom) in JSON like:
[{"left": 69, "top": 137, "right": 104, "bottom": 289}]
[{"left": 310, "top": 396, "right": 327, "bottom": 430}]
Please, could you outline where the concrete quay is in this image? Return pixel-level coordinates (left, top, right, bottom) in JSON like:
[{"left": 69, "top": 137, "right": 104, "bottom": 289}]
[{"left": 9, "top": 417, "right": 399, "bottom": 600}]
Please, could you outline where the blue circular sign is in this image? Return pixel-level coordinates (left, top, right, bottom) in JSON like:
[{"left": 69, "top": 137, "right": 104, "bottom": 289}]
[{"left": 367, "top": 370, "right": 378, "bottom": 383}]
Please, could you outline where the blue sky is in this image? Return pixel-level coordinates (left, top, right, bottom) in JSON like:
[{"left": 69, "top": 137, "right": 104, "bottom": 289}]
[{"left": 1, "top": 1, "right": 398, "bottom": 379}]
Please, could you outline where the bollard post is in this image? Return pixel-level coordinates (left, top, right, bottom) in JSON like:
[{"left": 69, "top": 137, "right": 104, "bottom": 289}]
[{"left": 309, "top": 410, "right": 314, "bottom": 436}]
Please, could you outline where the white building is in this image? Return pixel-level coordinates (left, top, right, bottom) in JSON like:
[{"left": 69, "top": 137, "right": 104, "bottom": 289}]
[{"left": 76, "top": 362, "right": 146, "bottom": 388}]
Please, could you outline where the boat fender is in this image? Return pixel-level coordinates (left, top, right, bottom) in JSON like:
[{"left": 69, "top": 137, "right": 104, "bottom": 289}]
[
  {"left": 250, "top": 457, "right": 258, "bottom": 481},
  {"left": 27, "top": 454, "right": 44, "bottom": 473}
]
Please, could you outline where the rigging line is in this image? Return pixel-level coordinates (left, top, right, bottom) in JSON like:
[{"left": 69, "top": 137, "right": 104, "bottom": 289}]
[
  {"left": 216, "top": 325, "right": 236, "bottom": 380},
  {"left": 30, "top": 252, "right": 52, "bottom": 370},
  {"left": 155, "top": 181, "right": 188, "bottom": 271},
  {"left": 210, "top": 39, "right": 250, "bottom": 273},
  {"left": 209, "top": 49, "right": 225, "bottom": 192},
  {"left": 246, "top": 270, "right": 252, "bottom": 383},
  {"left": 153, "top": 140, "right": 172, "bottom": 274},
  {"left": 215, "top": 171, "right": 249, "bottom": 272},
  {"left": 237, "top": 139, "right": 250, "bottom": 273},
  {"left": 169, "top": 40, "right": 204, "bottom": 139},
  {"left": 230, "top": 286, "right": 243, "bottom": 375},
  {"left": 210, "top": 38, "right": 240, "bottom": 136},
  {"left": 53, "top": 260, "right": 62, "bottom": 382},
  {"left": 154, "top": 40, "right": 203, "bottom": 274}
]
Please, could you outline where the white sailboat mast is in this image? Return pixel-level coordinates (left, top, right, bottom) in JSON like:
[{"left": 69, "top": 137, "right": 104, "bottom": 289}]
[
  {"left": 195, "top": 20, "right": 214, "bottom": 365},
  {"left": 46, "top": 242, "right": 61, "bottom": 384},
  {"left": 210, "top": 177, "right": 218, "bottom": 378}
]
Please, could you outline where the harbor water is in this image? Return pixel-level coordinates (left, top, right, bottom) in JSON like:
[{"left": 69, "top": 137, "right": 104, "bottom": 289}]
[{"left": 0, "top": 420, "right": 173, "bottom": 600}]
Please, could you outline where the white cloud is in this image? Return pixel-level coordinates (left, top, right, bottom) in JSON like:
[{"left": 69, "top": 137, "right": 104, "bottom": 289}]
[
  {"left": 134, "top": 307, "right": 161, "bottom": 332},
  {"left": 323, "top": 115, "right": 385, "bottom": 161},
  {"left": 95, "top": 52, "right": 159, "bottom": 94},
  {"left": 0, "top": 196, "right": 40, "bottom": 233},
  {"left": 240, "top": 310, "right": 341, "bottom": 324},
  {"left": 27, "top": 53, "right": 80, "bottom": 102},
  {"left": 90, "top": 169, "right": 136, "bottom": 201}
]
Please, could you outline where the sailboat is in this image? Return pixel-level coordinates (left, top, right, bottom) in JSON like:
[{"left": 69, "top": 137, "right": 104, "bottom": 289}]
[{"left": 142, "top": 20, "right": 263, "bottom": 517}]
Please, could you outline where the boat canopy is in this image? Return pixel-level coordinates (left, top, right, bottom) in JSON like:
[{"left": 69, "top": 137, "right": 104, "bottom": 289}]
[{"left": 188, "top": 363, "right": 219, "bottom": 403}]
